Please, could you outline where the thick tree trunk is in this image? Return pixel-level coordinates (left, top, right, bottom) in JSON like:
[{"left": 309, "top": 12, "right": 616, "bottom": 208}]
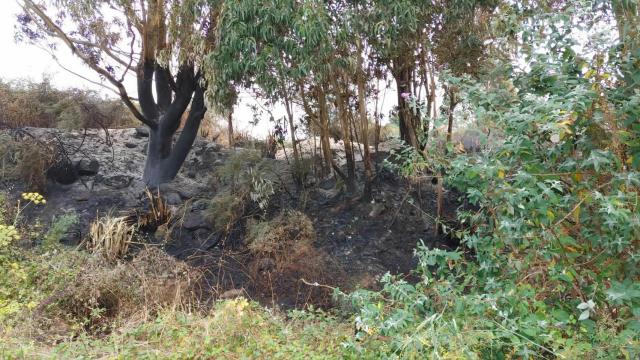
[{"left": 141, "top": 81, "right": 206, "bottom": 187}]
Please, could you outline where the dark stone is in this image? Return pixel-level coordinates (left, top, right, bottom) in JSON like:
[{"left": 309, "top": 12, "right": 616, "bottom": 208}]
[
  {"left": 75, "top": 159, "right": 99, "bottom": 176},
  {"left": 163, "top": 192, "right": 182, "bottom": 205},
  {"left": 201, "top": 145, "right": 220, "bottom": 164},
  {"left": 134, "top": 127, "right": 149, "bottom": 138},
  {"left": 182, "top": 210, "right": 210, "bottom": 230},
  {"left": 72, "top": 191, "right": 91, "bottom": 202},
  {"left": 47, "top": 158, "right": 79, "bottom": 185},
  {"left": 124, "top": 142, "right": 137, "bottom": 148},
  {"left": 103, "top": 175, "right": 133, "bottom": 189}
]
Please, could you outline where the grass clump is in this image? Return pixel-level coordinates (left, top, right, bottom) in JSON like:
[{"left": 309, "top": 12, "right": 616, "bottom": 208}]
[
  {"left": 88, "top": 215, "right": 135, "bottom": 262},
  {"left": 246, "top": 210, "right": 337, "bottom": 308},
  {"left": 247, "top": 209, "right": 316, "bottom": 270},
  {"left": 0, "top": 134, "right": 55, "bottom": 192},
  {"left": 47, "top": 248, "right": 203, "bottom": 335}
]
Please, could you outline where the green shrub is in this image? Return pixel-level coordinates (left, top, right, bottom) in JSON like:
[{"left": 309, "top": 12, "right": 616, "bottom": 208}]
[{"left": 43, "top": 214, "right": 78, "bottom": 248}]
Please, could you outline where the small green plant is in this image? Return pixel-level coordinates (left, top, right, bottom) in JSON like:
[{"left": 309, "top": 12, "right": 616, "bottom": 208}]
[{"left": 43, "top": 213, "right": 78, "bottom": 248}]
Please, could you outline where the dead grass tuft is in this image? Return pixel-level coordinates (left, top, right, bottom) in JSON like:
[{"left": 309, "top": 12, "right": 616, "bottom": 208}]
[
  {"left": 0, "top": 134, "right": 56, "bottom": 192},
  {"left": 88, "top": 215, "right": 135, "bottom": 262},
  {"left": 124, "top": 188, "right": 172, "bottom": 232},
  {"left": 246, "top": 210, "right": 337, "bottom": 307}
]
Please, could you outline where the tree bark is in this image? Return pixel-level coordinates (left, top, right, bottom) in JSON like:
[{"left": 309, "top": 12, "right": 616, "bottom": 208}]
[
  {"left": 142, "top": 83, "right": 206, "bottom": 186},
  {"left": 227, "top": 111, "right": 234, "bottom": 147},
  {"left": 356, "top": 49, "right": 374, "bottom": 201},
  {"left": 332, "top": 75, "right": 356, "bottom": 193},
  {"left": 393, "top": 64, "right": 419, "bottom": 149}
]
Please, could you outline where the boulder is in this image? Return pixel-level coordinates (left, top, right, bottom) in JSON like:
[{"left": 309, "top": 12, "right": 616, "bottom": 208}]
[
  {"left": 103, "top": 175, "right": 133, "bottom": 189},
  {"left": 75, "top": 158, "right": 99, "bottom": 176},
  {"left": 47, "top": 158, "right": 79, "bottom": 185},
  {"left": 134, "top": 127, "right": 149, "bottom": 138},
  {"left": 182, "top": 210, "right": 210, "bottom": 230},
  {"left": 163, "top": 192, "right": 182, "bottom": 205}
]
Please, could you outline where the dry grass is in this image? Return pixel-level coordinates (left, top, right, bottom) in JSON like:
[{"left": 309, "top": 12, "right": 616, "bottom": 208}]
[
  {"left": 246, "top": 210, "right": 316, "bottom": 269},
  {"left": 27, "top": 248, "right": 204, "bottom": 338},
  {"left": 246, "top": 210, "right": 337, "bottom": 307},
  {"left": 0, "top": 134, "right": 55, "bottom": 192},
  {"left": 124, "top": 188, "right": 172, "bottom": 232},
  {"left": 88, "top": 215, "right": 135, "bottom": 262}
]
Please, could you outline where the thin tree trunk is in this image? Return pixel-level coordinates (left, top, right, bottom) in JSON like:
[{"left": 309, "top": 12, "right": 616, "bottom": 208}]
[
  {"left": 227, "top": 111, "right": 234, "bottom": 147},
  {"left": 318, "top": 85, "right": 334, "bottom": 176},
  {"left": 332, "top": 75, "right": 356, "bottom": 193},
  {"left": 357, "top": 46, "right": 374, "bottom": 201}
]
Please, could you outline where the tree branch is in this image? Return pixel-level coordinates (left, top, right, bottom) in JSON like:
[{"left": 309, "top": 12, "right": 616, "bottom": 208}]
[{"left": 21, "top": 0, "right": 154, "bottom": 128}]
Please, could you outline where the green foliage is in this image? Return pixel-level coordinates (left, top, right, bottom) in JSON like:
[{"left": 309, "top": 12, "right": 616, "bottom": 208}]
[
  {"left": 43, "top": 214, "right": 78, "bottom": 249},
  {"left": 345, "top": 1, "right": 640, "bottom": 358},
  {"left": 207, "top": 150, "right": 278, "bottom": 231},
  {"left": 2, "top": 299, "right": 351, "bottom": 359}
]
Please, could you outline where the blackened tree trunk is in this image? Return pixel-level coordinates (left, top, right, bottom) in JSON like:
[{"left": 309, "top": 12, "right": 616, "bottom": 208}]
[{"left": 138, "top": 61, "right": 207, "bottom": 186}]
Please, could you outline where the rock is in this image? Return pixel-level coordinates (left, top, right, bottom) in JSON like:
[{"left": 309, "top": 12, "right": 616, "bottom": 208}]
[
  {"left": 134, "top": 127, "right": 149, "bottom": 138},
  {"left": 124, "top": 142, "right": 137, "bottom": 148},
  {"left": 182, "top": 210, "right": 210, "bottom": 230},
  {"left": 47, "top": 158, "right": 79, "bottom": 185},
  {"left": 369, "top": 203, "right": 385, "bottom": 217},
  {"left": 201, "top": 144, "right": 221, "bottom": 164},
  {"left": 318, "top": 187, "right": 339, "bottom": 199},
  {"left": 75, "top": 159, "right": 99, "bottom": 176},
  {"left": 220, "top": 288, "right": 245, "bottom": 299},
  {"left": 72, "top": 191, "right": 91, "bottom": 202},
  {"left": 163, "top": 192, "right": 182, "bottom": 205},
  {"left": 103, "top": 175, "right": 133, "bottom": 189}
]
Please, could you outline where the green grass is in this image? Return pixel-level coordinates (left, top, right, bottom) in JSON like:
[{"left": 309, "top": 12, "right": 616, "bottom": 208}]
[{"left": 1, "top": 299, "right": 353, "bottom": 359}]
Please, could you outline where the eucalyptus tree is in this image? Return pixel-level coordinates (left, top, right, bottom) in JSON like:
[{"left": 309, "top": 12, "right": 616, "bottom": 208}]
[
  {"left": 17, "top": 0, "right": 221, "bottom": 186},
  {"left": 209, "top": 0, "right": 333, "bottom": 183},
  {"left": 364, "top": 0, "right": 435, "bottom": 150}
]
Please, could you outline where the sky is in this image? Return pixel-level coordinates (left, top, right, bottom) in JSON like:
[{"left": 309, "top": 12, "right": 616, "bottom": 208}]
[{"left": 0, "top": 1, "right": 398, "bottom": 139}]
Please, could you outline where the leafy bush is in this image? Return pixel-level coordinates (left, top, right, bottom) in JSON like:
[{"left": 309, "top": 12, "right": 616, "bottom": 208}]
[
  {"left": 43, "top": 214, "right": 78, "bottom": 248},
  {"left": 206, "top": 150, "right": 278, "bottom": 232},
  {"left": 344, "top": 4, "right": 640, "bottom": 358}
]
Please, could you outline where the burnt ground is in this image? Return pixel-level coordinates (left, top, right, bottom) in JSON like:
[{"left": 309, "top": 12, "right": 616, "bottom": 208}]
[
  {"left": 161, "top": 164, "right": 462, "bottom": 310},
  {"left": 2, "top": 128, "right": 464, "bottom": 311}
]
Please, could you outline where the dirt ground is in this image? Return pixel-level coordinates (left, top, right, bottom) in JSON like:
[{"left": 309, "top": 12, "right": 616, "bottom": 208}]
[{"left": 2, "top": 127, "right": 463, "bottom": 310}]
